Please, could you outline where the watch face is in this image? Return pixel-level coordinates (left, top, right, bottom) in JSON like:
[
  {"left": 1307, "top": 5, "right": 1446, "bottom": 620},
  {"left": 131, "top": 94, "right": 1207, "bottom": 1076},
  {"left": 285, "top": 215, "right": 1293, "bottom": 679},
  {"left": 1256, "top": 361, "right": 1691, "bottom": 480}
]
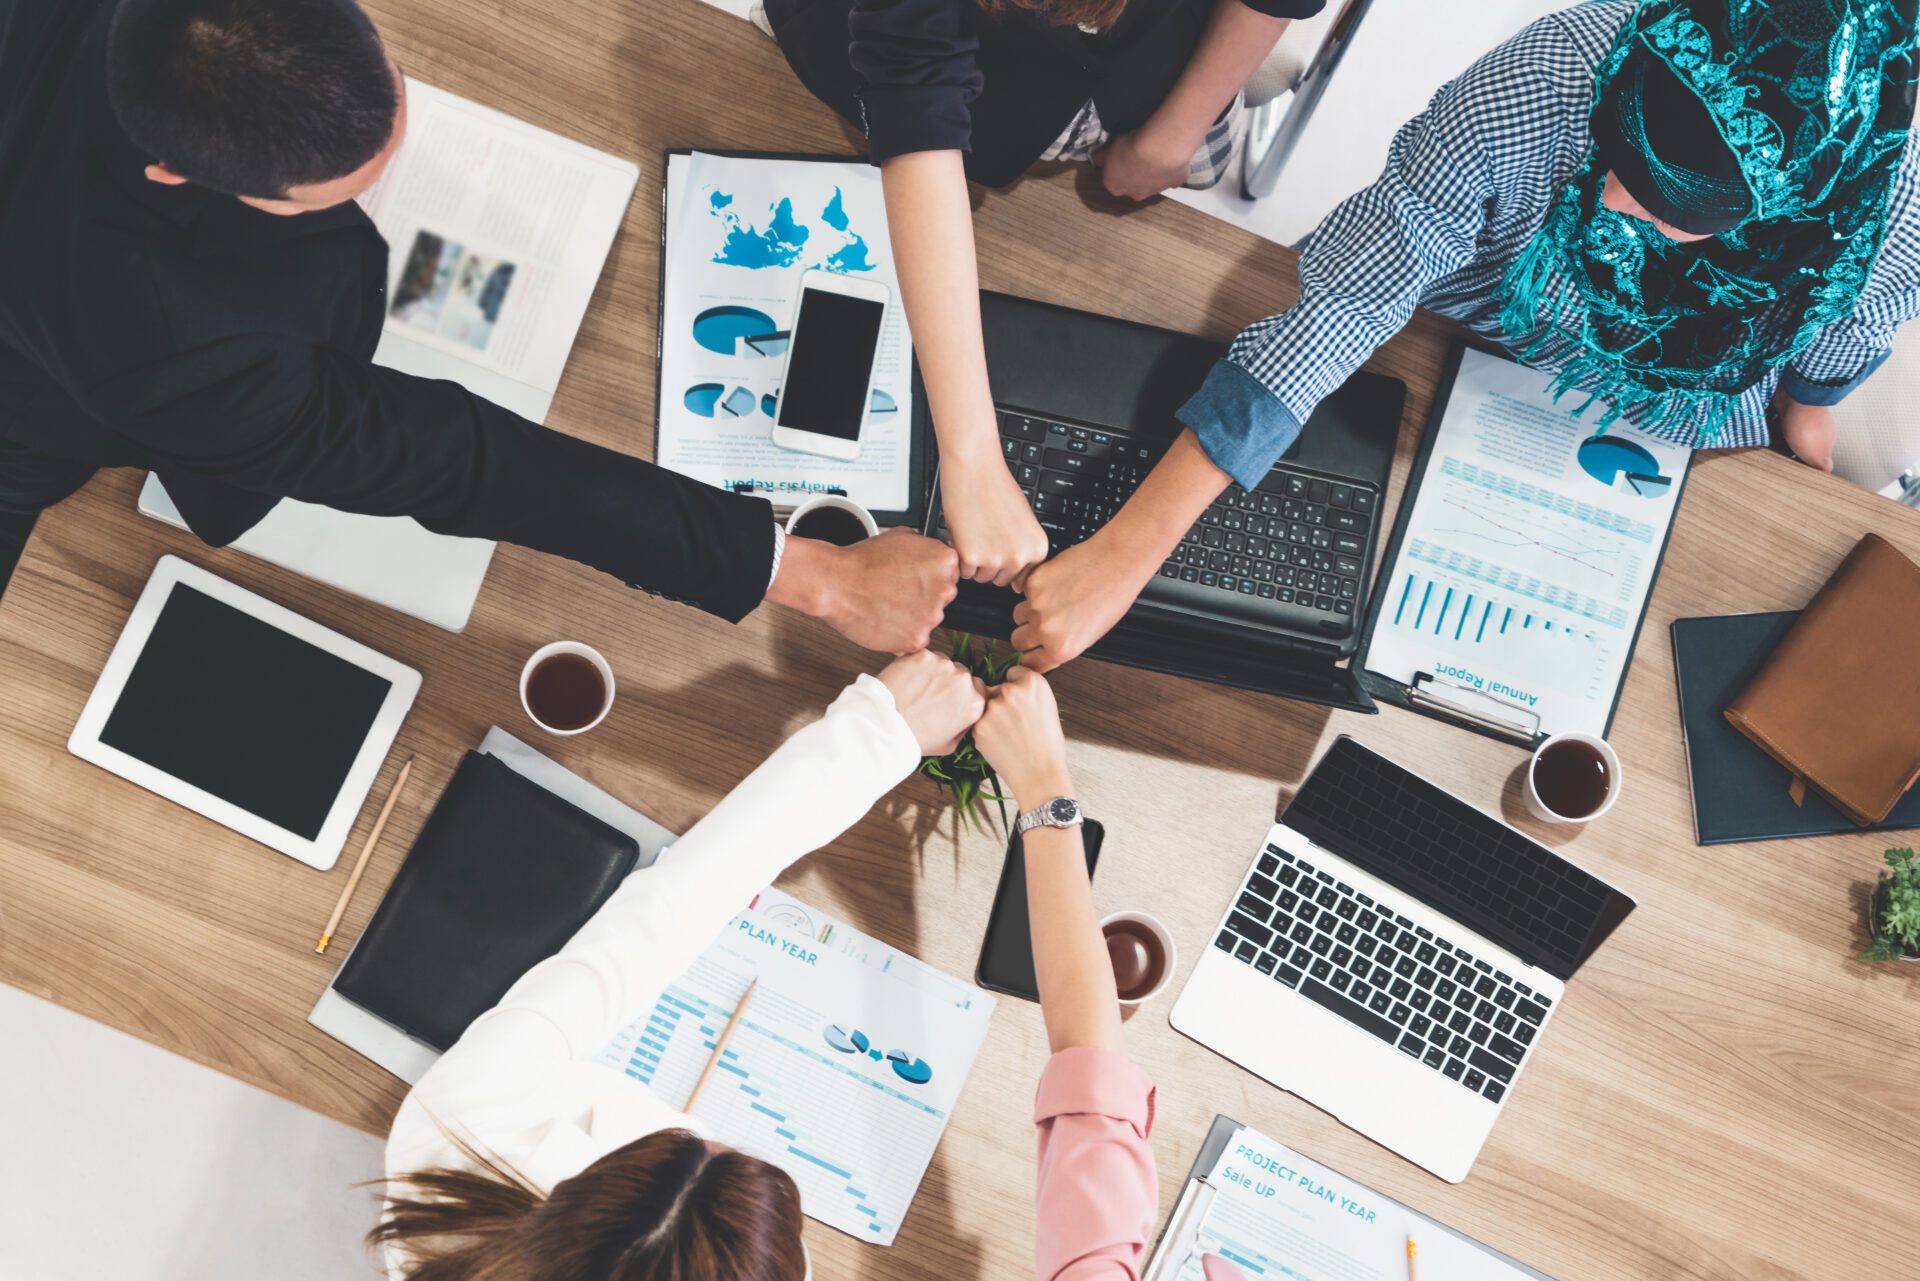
[{"left": 1047, "top": 797, "right": 1080, "bottom": 824}]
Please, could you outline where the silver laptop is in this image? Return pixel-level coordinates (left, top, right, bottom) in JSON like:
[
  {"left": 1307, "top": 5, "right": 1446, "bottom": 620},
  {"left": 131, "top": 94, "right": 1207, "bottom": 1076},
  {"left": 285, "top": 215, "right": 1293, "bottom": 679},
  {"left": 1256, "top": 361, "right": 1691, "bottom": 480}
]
[
  {"left": 1172, "top": 735, "right": 1636, "bottom": 1183},
  {"left": 138, "top": 474, "right": 495, "bottom": 632}
]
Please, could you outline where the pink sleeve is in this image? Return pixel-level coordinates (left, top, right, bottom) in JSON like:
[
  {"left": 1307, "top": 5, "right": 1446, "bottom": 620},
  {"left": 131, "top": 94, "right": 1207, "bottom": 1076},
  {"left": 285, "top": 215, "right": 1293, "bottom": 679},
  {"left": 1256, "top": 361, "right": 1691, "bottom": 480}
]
[{"left": 1033, "top": 1045, "right": 1161, "bottom": 1281}]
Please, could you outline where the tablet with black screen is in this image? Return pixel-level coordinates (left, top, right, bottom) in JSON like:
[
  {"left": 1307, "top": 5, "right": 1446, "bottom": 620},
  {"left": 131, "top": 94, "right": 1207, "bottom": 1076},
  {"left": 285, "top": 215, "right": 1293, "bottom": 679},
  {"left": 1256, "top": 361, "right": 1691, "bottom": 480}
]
[{"left": 69, "top": 557, "right": 420, "bottom": 869}]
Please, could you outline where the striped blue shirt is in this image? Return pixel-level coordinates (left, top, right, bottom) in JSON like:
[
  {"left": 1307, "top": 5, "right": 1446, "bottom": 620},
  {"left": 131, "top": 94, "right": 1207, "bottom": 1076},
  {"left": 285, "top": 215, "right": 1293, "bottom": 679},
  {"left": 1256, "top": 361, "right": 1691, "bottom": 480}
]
[{"left": 1177, "top": 0, "right": 1920, "bottom": 490}]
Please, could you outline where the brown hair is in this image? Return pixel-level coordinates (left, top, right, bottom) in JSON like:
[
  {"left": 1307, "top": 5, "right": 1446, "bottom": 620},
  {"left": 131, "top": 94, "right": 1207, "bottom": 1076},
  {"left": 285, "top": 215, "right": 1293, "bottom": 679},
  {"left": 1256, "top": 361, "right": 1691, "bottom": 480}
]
[
  {"left": 976, "top": 0, "right": 1128, "bottom": 34},
  {"left": 372, "top": 1129, "right": 807, "bottom": 1281}
]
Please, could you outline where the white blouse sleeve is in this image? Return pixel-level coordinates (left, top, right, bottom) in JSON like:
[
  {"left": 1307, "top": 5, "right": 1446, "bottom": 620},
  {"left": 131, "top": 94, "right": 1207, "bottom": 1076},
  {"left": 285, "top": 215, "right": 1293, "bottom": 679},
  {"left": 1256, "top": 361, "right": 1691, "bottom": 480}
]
[{"left": 402, "top": 673, "right": 922, "bottom": 1117}]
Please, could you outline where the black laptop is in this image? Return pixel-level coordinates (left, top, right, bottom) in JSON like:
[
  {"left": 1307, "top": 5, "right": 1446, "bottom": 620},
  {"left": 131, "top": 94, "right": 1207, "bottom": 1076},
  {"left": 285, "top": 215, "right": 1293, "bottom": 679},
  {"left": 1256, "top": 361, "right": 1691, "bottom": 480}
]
[{"left": 923, "top": 292, "right": 1406, "bottom": 710}]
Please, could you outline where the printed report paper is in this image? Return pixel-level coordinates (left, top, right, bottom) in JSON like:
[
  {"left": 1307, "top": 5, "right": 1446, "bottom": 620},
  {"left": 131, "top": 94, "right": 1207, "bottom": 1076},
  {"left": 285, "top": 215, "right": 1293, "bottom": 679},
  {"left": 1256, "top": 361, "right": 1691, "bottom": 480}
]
[
  {"left": 1363, "top": 347, "right": 1688, "bottom": 738},
  {"left": 359, "top": 78, "right": 640, "bottom": 425},
  {"left": 657, "top": 152, "right": 915, "bottom": 511},
  {"left": 1169, "top": 1125, "right": 1541, "bottom": 1281},
  {"left": 597, "top": 889, "right": 993, "bottom": 1245}
]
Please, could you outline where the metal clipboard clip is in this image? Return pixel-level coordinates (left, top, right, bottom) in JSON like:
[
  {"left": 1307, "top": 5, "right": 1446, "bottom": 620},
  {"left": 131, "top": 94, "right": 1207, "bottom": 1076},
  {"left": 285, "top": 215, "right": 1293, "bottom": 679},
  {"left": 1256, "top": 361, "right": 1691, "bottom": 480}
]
[
  {"left": 1145, "top": 1178, "right": 1220, "bottom": 1281},
  {"left": 1408, "top": 673, "right": 1541, "bottom": 746}
]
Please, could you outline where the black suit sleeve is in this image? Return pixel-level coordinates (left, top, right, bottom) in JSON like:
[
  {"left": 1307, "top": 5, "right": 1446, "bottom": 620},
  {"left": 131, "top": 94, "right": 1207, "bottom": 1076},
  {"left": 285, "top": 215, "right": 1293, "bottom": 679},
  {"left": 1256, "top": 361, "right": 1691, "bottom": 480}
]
[{"left": 101, "top": 337, "right": 778, "bottom": 622}]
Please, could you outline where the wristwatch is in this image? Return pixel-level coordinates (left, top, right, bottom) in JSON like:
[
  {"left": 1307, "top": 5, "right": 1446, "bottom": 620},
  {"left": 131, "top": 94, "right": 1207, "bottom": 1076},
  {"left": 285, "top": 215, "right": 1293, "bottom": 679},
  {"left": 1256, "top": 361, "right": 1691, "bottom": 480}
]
[{"left": 1014, "top": 796, "right": 1084, "bottom": 836}]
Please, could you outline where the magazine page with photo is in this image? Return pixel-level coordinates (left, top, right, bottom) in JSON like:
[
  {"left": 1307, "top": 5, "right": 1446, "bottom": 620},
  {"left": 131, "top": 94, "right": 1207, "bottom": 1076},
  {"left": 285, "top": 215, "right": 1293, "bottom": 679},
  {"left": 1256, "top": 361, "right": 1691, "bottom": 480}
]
[{"left": 357, "top": 79, "right": 640, "bottom": 424}]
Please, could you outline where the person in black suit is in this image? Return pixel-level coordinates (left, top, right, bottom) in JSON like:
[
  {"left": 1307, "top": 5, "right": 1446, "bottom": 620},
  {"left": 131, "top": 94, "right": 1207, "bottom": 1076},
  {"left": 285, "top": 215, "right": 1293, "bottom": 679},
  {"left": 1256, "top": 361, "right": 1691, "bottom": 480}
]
[{"left": 0, "top": 0, "right": 958, "bottom": 650}]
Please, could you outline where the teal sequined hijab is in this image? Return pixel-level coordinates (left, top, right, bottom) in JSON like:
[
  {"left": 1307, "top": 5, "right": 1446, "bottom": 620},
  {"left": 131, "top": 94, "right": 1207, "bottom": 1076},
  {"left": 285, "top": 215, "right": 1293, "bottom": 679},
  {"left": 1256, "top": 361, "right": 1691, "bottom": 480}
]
[{"left": 1496, "top": 0, "right": 1920, "bottom": 439}]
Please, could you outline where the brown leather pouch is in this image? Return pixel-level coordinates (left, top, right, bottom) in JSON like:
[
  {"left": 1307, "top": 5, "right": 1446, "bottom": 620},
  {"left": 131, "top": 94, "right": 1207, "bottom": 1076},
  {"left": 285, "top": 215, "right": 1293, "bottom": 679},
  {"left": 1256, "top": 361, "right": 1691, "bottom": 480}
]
[{"left": 1723, "top": 533, "right": 1920, "bottom": 826}]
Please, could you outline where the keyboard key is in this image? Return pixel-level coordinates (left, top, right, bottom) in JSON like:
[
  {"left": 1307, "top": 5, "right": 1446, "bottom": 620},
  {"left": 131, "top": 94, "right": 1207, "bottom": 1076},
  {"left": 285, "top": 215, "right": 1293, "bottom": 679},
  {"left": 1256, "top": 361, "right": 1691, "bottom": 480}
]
[
  {"left": 1422, "top": 1044, "right": 1447, "bottom": 1069},
  {"left": 1330, "top": 969, "right": 1352, "bottom": 992},
  {"left": 1389, "top": 1002, "right": 1412, "bottom": 1024},
  {"left": 1278, "top": 890, "right": 1299, "bottom": 913},
  {"left": 1290, "top": 922, "right": 1313, "bottom": 945},
  {"left": 1515, "top": 998, "right": 1549, "bottom": 1026},
  {"left": 1463, "top": 1068, "right": 1486, "bottom": 1092},
  {"left": 1368, "top": 991, "right": 1393, "bottom": 1016},
  {"left": 1414, "top": 942, "right": 1437, "bottom": 965},
  {"left": 1409, "top": 1013, "right": 1432, "bottom": 1038},
  {"left": 1397, "top": 1035, "right": 1423, "bottom": 1058},
  {"left": 1316, "top": 885, "right": 1338, "bottom": 909},
  {"left": 1333, "top": 532, "right": 1364, "bottom": 555},
  {"left": 1290, "top": 945, "right": 1312, "bottom": 967},
  {"left": 1258, "top": 852, "right": 1279, "bottom": 877},
  {"left": 1248, "top": 873, "right": 1281, "bottom": 901},
  {"left": 1309, "top": 933, "right": 1332, "bottom": 957},
  {"left": 1448, "top": 1009, "right": 1471, "bottom": 1034},
  {"left": 1255, "top": 952, "right": 1278, "bottom": 975},
  {"left": 1350, "top": 488, "right": 1377, "bottom": 514},
  {"left": 1371, "top": 963, "right": 1393, "bottom": 985},
  {"left": 1469, "top": 1021, "right": 1491, "bottom": 1046},
  {"left": 1494, "top": 1011, "right": 1516, "bottom": 1034},
  {"left": 1278, "top": 964, "right": 1303, "bottom": 987},
  {"left": 1335, "top": 898, "right": 1357, "bottom": 920},
  {"left": 1416, "top": 966, "right": 1436, "bottom": 988},
  {"left": 1297, "top": 905, "right": 1318, "bottom": 928},
  {"left": 1483, "top": 1080, "right": 1507, "bottom": 1103},
  {"left": 1493, "top": 986, "right": 1517, "bottom": 1009},
  {"left": 1434, "top": 955, "right": 1457, "bottom": 978},
  {"left": 1227, "top": 912, "right": 1273, "bottom": 949},
  {"left": 1395, "top": 955, "right": 1418, "bottom": 979},
  {"left": 1236, "top": 893, "right": 1271, "bottom": 922},
  {"left": 1449, "top": 1034, "right": 1471, "bottom": 1058},
  {"left": 1329, "top": 483, "right": 1352, "bottom": 507},
  {"left": 1469, "top": 1047, "right": 1516, "bottom": 1084},
  {"left": 1515, "top": 1022, "right": 1537, "bottom": 1046},
  {"left": 1474, "top": 975, "right": 1497, "bottom": 998},
  {"left": 1408, "top": 990, "right": 1431, "bottom": 1012},
  {"left": 1300, "top": 976, "right": 1400, "bottom": 1044},
  {"left": 1351, "top": 981, "right": 1373, "bottom": 1003},
  {"left": 1475, "top": 999, "right": 1497, "bottom": 1022},
  {"left": 1215, "top": 931, "right": 1236, "bottom": 952},
  {"left": 1311, "top": 958, "right": 1333, "bottom": 980},
  {"left": 1335, "top": 923, "right": 1357, "bottom": 945},
  {"left": 1487, "top": 1033, "right": 1525, "bottom": 1065},
  {"left": 1331, "top": 945, "right": 1352, "bottom": 967},
  {"left": 1355, "top": 934, "right": 1378, "bottom": 957},
  {"left": 1328, "top": 510, "right": 1369, "bottom": 534},
  {"left": 1235, "top": 940, "right": 1257, "bottom": 962},
  {"left": 1389, "top": 978, "right": 1411, "bottom": 1000},
  {"left": 1435, "top": 978, "right": 1457, "bottom": 1002},
  {"left": 1356, "top": 909, "right": 1377, "bottom": 931},
  {"left": 1442, "top": 1057, "right": 1466, "bottom": 1081}
]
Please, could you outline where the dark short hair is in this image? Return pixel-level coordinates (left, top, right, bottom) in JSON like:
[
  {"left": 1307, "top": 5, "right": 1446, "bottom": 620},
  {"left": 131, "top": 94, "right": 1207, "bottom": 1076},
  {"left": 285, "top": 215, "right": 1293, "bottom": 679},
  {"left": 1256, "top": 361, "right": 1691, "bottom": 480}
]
[{"left": 107, "top": 0, "right": 399, "bottom": 199}]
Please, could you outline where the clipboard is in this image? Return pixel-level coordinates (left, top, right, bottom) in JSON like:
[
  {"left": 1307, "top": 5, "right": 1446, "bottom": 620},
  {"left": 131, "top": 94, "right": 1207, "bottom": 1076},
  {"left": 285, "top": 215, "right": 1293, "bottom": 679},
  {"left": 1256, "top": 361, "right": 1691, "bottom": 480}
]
[
  {"left": 1351, "top": 342, "right": 1691, "bottom": 748},
  {"left": 653, "top": 149, "right": 935, "bottom": 530},
  {"left": 1143, "top": 1115, "right": 1557, "bottom": 1281}
]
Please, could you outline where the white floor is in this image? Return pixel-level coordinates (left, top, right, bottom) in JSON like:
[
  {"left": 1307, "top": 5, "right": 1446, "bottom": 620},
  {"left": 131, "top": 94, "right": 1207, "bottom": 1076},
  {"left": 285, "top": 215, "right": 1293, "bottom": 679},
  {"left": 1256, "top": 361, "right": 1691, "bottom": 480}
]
[{"left": 0, "top": 984, "right": 387, "bottom": 1281}]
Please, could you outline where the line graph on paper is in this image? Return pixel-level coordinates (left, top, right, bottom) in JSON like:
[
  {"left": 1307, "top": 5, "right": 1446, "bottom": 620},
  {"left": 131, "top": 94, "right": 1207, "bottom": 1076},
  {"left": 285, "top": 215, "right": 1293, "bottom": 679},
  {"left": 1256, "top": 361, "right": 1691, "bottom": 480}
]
[{"left": 1423, "top": 462, "right": 1650, "bottom": 605}]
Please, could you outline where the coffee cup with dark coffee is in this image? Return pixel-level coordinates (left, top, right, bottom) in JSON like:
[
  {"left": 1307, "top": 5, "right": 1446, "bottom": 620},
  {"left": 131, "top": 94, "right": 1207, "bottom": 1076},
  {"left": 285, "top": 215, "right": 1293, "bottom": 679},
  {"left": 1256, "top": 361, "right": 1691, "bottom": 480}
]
[
  {"left": 785, "top": 494, "right": 879, "bottom": 547},
  {"left": 520, "top": 641, "right": 615, "bottom": 736},
  {"left": 1525, "top": 731, "right": 1622, "bottom": 824},
  {"left": 1099, "top": 910, "right": 1177, "bottom": 1006}
]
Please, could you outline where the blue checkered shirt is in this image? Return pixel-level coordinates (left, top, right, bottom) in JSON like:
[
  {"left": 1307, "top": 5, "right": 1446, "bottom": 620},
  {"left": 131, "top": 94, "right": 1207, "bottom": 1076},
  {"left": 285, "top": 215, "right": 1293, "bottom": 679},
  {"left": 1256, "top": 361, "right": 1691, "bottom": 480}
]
[{"left": 1177, "top": 0, "right": 1920, "bottom": 490}]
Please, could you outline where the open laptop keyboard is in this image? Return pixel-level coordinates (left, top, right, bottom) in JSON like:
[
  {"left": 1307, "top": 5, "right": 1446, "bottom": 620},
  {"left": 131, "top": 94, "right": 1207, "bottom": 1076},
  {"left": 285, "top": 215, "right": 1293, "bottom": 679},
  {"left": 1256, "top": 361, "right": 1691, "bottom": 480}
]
[
  {"left": 928, "top": 409, "right": 1379, "bottom": 639},
  {"left": 1213, "top": 844, "right": 1551, "bottom": 1105}
]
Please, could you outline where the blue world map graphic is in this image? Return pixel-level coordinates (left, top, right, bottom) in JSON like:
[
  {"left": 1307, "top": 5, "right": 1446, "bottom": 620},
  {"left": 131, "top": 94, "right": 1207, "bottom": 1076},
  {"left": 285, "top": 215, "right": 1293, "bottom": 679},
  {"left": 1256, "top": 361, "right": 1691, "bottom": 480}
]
[{"left": 709, "top": 186, "right": 875, "bottom": 273}]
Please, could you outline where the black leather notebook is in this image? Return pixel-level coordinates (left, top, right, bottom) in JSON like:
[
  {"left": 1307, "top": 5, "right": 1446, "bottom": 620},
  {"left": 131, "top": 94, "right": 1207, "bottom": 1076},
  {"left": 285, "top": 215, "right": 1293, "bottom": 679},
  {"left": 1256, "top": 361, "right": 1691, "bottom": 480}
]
[
  {"left": 1672, "top": 612, "right": 1920, "bottom": 844},
  {"left": 334, "top": 750, "right": 641, "bottom": 1050}
]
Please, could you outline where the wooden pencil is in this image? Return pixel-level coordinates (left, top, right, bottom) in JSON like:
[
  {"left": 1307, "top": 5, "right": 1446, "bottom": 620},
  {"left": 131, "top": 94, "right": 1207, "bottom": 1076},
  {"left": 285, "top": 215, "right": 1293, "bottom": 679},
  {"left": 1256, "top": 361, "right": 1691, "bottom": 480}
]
[
  {"left": 314, "top": 756, "right": 415, "bottom": 954},
  {"left": 685, "top": 980, "right": 757, "bottom": 1112}
]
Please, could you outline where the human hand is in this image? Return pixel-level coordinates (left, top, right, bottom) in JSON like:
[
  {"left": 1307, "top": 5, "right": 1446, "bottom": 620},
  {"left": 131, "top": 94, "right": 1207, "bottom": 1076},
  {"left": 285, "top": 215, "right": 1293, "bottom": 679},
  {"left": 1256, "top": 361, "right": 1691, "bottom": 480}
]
[
  {"left": 1094, "top": 125, "right": 1198, "bottom": 201},
  {"left": 877, "top": 649, "right": 988, "bottom": 756},
  {"left": 1011, "top": 533, "right": 1156, "bottom": 672},
  {"left": 942, "top": 454, "right": 1051, "bottom": 587},
  {"left": 971, "top": 666, "right": 1073, "bottom": 809},
  {"left": 1773, "top": 389, "right": 1837, "bottom": 472},
  {"left": 776, "top": 528, "right": 959, "bottom": 654}
]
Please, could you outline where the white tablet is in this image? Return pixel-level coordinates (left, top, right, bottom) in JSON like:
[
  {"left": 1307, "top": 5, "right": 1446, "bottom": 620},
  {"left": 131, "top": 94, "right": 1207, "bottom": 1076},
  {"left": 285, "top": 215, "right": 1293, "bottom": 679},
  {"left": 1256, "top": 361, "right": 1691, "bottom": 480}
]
[{"left": 69, "top": 556, "right": 422, "bottom": 870}]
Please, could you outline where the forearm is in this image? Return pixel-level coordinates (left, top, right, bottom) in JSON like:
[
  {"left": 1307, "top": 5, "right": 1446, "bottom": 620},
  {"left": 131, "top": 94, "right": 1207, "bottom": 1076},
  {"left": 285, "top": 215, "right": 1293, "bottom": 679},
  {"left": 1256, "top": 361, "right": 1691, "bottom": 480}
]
[
  {"left": 1097, "top": 428, "right": 1232, "bottom": 574},
  {"left": 1016, "top": 759, "right": 1124, "bottom": 1053},
  {"left": 1139, "top": 1, "right": 1291, "bottom": 148},
  {"left": 880, "top": 151, "right": 999, "bottom": 469}
]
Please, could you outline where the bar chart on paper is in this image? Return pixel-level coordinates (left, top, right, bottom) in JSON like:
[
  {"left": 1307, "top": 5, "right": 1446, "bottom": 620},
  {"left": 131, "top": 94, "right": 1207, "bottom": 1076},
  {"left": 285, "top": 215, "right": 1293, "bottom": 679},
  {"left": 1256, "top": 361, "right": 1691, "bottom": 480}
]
[
  {"left": 1363, "top": 347, "right": 1687, "bottom": 737},
  {"left": 598, "top": 893, "right": 994, "bottom": 1245}
]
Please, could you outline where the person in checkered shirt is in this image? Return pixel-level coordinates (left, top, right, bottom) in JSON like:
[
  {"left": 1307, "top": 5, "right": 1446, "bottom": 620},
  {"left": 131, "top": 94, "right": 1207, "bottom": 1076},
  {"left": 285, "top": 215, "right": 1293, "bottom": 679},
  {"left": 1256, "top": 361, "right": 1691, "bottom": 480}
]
[{"left": 1012, "top": 0, "right": 1920, "bottom": 673}]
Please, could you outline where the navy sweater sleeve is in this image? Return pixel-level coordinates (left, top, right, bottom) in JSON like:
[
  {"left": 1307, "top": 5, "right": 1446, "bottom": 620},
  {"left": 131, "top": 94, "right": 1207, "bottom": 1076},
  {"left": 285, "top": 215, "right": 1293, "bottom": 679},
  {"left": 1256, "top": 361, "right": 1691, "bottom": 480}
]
[{"left": 848, "top": 0, "right": 985, "bottom": 161}]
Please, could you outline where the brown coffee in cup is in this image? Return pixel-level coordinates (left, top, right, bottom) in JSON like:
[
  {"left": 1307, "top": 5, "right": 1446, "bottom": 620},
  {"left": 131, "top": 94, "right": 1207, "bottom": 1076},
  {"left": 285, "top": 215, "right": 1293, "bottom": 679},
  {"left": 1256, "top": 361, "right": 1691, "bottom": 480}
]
[
  {"left": 788, "top": 505, "right": 872, "bottom": 547},
  {"left": 1104, "top": 918, "right": 1169, "bottom": 1002},
  {"left": 525, "top": 650, "right": 609, "bottom": 732},
  {"left": 1532, "top": 737, "right": 1611, "bottom": 819}
]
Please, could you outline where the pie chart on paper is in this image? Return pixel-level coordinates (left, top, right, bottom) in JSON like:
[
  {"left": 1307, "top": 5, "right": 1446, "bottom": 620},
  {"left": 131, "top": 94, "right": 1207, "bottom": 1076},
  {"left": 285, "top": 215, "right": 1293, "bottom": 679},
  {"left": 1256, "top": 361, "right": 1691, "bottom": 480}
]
[{"left": 1577, "top": 434, "right": 1672, "bottom": 498}]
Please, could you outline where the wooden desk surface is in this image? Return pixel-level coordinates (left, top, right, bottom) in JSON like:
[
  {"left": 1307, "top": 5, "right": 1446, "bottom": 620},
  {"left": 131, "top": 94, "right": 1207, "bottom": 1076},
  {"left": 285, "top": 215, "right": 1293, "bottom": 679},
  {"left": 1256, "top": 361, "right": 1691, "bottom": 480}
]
[{"left": 3, "top": 4, "right": 1917, "bottom": 1278}]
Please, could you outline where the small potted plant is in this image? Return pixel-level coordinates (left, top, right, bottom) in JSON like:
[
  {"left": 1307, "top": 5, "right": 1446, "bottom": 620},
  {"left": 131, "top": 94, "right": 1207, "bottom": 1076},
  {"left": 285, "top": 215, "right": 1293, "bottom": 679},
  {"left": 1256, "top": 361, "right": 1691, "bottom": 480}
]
[
  {"left": 918, "top": 633, "right": 1018, "bottom": 834},
  {"left": 1864, "top": 847, "right": 1920, "bottom": 963}
]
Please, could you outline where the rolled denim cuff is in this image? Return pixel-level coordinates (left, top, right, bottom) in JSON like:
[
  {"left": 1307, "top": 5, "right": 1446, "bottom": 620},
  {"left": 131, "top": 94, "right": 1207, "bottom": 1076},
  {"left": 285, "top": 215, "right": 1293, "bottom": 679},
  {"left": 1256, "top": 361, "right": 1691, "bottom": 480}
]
[
  {"left": 1778, "top": 348, "right": 1890, "bottom": 407},
  {"left": 1174, "top": 360, "right": 1305, "bottom": 492}
]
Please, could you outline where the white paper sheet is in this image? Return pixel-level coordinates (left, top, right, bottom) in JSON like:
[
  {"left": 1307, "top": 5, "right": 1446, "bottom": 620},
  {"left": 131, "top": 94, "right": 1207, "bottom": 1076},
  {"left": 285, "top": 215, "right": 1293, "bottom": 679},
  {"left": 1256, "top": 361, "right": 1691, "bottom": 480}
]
[
  {"left": 1363, "top": 348, "right": 1689, "bottom": 738},
  {"left": 1170, "top": 1126, "right": 1543, "bottom": 1281},
  {"left": 359, "top": 79, "right": 640, "bottom": 401},
  {"left": 657, "top": 152, "right": 915, "bottom": 511},
  {"left": 597, "top": 888, "right": 993, "bottom": 1245}
]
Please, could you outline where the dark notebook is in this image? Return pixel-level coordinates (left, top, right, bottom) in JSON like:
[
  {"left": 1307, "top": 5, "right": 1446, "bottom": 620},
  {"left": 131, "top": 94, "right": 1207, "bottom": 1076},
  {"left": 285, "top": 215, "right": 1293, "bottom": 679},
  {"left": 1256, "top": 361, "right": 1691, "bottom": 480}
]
[
  {"left": 334, "top": 750, "right": 641, "bottom": 1050},
  {"left": 1672, "top": 612, "right": 1920, "bottom": 844}
]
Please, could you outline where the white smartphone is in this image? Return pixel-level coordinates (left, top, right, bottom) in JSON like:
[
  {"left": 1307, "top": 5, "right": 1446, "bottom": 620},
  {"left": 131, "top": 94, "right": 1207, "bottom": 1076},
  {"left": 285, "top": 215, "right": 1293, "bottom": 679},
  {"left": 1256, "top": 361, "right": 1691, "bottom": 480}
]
[{"left": 769, "top": 268, "right": 891, "bottom": 462}]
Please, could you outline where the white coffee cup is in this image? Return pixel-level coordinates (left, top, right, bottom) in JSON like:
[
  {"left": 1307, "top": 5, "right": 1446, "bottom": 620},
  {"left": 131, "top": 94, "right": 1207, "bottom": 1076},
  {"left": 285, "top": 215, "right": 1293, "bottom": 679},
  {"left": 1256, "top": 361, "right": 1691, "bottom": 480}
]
[
  {"left": 1524, "top": 731, "right": 1623, "bottom": 824},
  {"left": 784, "top": 493, "right": 879, "bottom": 545},
  {"left": 519, "top": 641, "right": 615, "bottom": 736},
  {"left": 1099, "top": 910, "right": 1178, "bottom": 1006}
]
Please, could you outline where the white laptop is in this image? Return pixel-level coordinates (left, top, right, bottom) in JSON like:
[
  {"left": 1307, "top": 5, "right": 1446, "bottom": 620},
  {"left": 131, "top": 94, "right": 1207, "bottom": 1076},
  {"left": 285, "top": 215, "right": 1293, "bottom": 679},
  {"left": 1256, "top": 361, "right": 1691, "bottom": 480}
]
[{"left": 1172, "top": 735, "right": 1636, "bottom": 1183}]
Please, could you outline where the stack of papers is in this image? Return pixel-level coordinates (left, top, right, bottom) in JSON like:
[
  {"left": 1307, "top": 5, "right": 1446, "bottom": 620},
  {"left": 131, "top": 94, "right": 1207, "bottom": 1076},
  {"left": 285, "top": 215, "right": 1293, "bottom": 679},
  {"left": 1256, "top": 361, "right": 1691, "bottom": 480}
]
[{"left": 597, "top": 888, "right": 994, "bottom": 1246}]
